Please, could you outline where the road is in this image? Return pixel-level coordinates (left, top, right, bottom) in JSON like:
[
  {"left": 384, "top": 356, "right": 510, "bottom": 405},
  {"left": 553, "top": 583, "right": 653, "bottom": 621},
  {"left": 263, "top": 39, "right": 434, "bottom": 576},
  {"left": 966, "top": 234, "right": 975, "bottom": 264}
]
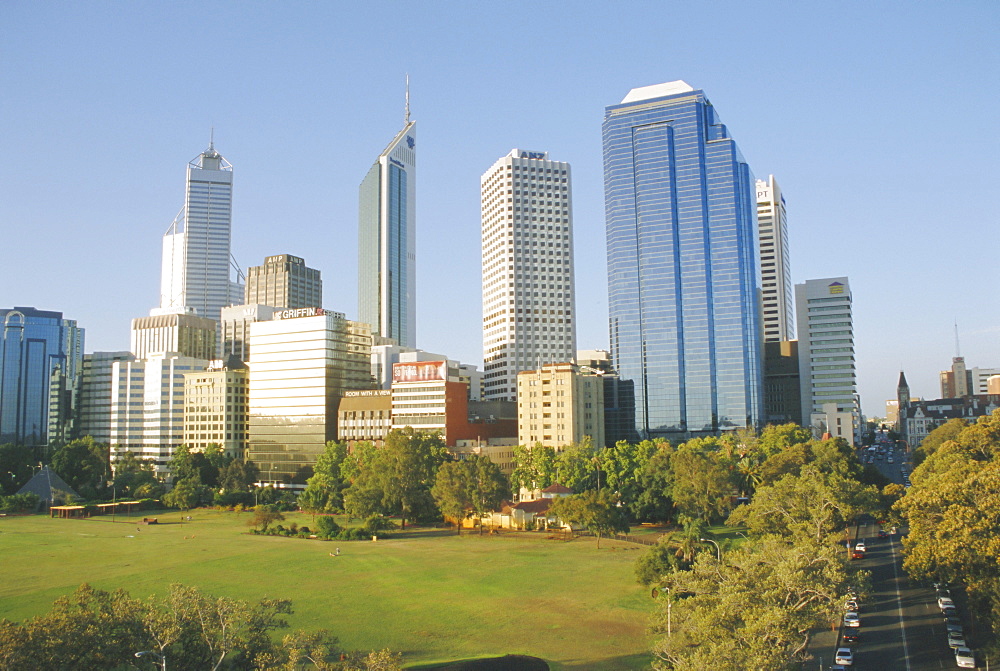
[{"left": 807, "top": 442, "right": 985, "bottom": 670}]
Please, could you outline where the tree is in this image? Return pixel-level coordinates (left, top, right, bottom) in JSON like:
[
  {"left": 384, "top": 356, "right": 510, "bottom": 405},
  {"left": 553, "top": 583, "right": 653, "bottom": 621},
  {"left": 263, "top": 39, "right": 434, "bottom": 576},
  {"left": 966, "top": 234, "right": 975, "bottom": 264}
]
[
  {"left": 248, "top": 506, "right": 285, "bottom": 533},
  {"left": 342, "top": 429, "right": 448, "bottom": 528},
  {"left": 633, "top": 444, "right": 676, "bottom": 522},
  {"left": 510, "top": 443, "right": 557, "bottom": 494},
  {"left": 728, "top": 465, "right": 874, "bottom": 544},
  {"left": 549, "top": 489, "right": 629, "bottom": 548},
  {"left": 466, "top": 455, "right": 509, "bottom": 532},
  {"left": 669, "top": 443, "right": 733, "bottom": 523},
  {"left": 163, "top": 478, "right": 203, "bottom": 511},
  {"left": 0, "top": 443, "right": 35, "bottom": 495},
  {"left": 634, "top": 541, "right": 683, "bottom": 586},
  {"left": 51, "top": 437, "right": 109, "bottom": 498},
  {"left": 169, "top": 444, "right": 220, "bottom": 487},
  {"left": 651, "top": 537, "right": 852, "bottom": 670},
  {"left": 554, "top": 438, "right": 599, "bottom": 492},
  {"left": 912, "top": 417, "right": 967, "bottom": 465},
  {"left": 431, "top": 460, "right": 473, "bottom": 533},
  {"left": 112, "top": 450, "right": 161, "bottom": 498},
  {"left": 300, "top": 442, "right": 349, "bottom": 515}
]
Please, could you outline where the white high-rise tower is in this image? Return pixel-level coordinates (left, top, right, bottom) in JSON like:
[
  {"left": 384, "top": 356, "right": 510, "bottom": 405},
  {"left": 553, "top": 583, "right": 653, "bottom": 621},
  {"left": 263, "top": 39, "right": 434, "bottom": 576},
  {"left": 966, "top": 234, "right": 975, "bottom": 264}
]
[
  {"left": 481, "top": 149, "right": 576, "bottom": 402},
  {"left": 155, "top": 142, "right": 242, "bottom": 324},
  {"left": 358, "top": 97, "right": 416, "bottom": 348},
  {"left": 756, "top": 176, "right": 792, "bottom": 342}
]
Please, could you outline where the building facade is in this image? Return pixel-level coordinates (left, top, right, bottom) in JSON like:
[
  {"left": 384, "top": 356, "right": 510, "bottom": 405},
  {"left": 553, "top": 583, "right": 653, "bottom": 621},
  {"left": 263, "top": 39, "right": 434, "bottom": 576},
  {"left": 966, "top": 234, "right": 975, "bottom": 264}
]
[
  {"left": 763, "top": 340, "right": 802, "bottom": 426},
  {"left": 0, "top": 307, "right": 84, "bottom": 447},
  {"left": 246, "top": 309, "right": 374, "bottom": 485},
  {"left": 220, "top": 304, "right": 276, "bottom": 363},
  {"left": 77, "top": 351, "right": 135, "bottom": 445},
  {"left": 182, "top": 360, "right": 248, "bottom": 459},
  {"left": 756, "top": 176, "right": 793, "bottom": 342},
  {"left": 517, "top": 363, "right": 604, "bottom": 450},
  {"left": 358, "top": 119, "right": 416, "bottom": 348},
  {"left": 131, "top": 313, "right": 217, "bottom": 360},
  {"left": 337, "top": 389, "right": 393, "bottom": 446},
  {"left": 109, "top": 352, "right": 209, "bottom": 475},
  {"left": 244, "top": 254, "right": 322, "bottom": 309},
  {"left": 795, "top": 278, "right": 858, "bottom": 443},
  {"left": 156, "top": 143, "right": 243, "bottom": 324},
  {"left": 603, "top": 81, "right": 762, "bottom": 439},
  {"left": 481, "top": 149, "right": 576, "bottom": 402}
]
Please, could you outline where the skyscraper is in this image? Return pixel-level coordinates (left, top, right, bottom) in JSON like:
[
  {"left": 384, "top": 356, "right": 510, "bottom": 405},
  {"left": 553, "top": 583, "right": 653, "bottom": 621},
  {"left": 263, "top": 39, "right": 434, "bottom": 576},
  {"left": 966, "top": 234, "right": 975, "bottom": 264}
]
[
  {"left": 481, "top": 149, "right": 576, "bottom": 402},
  {"left": 0, "top": 307, "right": 84, "bottom": 446},
  {"left": 756, "top": 176, "right": 793, "bottom": 342},
  {"left": 795, "top": 277, "right": 858, "bottom": 438},
  {"left": 244, "top": 254, "right": 322, "bottom": 309},
  {"left": 358, "top": 112, "right": 416, "bottom": 348},
  {"left": 156, "top": 142, "right": 243, "bottom": 324},
  {"left": 603, "top": 81, "right": 762, "bottom": 439}
]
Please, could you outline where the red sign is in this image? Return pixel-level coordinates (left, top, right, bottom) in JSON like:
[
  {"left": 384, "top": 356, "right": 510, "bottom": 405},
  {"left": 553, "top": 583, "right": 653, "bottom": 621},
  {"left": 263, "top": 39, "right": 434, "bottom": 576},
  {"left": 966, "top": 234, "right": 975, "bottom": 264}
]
[{"left": 393, "top": 361, "right": 447, "bottom": 383}]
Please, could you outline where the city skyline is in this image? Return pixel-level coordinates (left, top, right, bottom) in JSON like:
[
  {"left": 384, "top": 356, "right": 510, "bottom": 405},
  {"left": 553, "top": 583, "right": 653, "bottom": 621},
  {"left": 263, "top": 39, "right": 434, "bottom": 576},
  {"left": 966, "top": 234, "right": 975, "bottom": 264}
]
[{"left": 3, "top": 3, "right": 997, "bottom": 417}]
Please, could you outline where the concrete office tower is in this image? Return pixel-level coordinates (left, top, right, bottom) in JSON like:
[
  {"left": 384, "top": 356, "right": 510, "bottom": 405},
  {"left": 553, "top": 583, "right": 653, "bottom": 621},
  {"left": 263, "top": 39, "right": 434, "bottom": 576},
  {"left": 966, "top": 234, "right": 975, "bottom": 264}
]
[
  {"left": 77, "top": 351, "right": 135, "bottom": 445},
  {"left": 756, "top": 176, "right": 793, "bottom": 342},
  {"left": 130, "top": 313, "right": 217, "bottom": 360},
  {"left": 244, "top": 254, "right": 322, "bottom": 309},
  {"left": 481, "top": 149, "right": 576, "bottom": 402},
  {"left": 0, "top": 307, "right": 84, "bottom": 447},
  {"left": 220, "top": 304, "right": 276, "bottom": 363},
  {"left": 246, "top": 309, "right": 374, "bottom": 485},
  {"left": 358, "top": 113, "right": 417, "bottom": 348},
  {"left": 156, "top": 142, "right": 243, "bottom": 323},
  {"left": 795, "top": 278, "right": 858, "bottom": 442},
  {"left": 183, "top": 360, "right": 248, "bottom": 459},
  {"left": 110, "top": 353, "right": 209, "bottom": 474},
  {"left": 603, "top": 81, "right": 762, "bottom": 439}
]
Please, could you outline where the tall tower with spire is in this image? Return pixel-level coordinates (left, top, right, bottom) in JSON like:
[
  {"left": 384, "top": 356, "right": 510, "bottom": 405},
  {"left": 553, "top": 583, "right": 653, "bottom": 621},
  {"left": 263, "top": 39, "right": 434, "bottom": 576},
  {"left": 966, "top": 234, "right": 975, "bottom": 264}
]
[
  {"left": 896, "top": 371, "right": 910, "bottom": 441},
  {"left": 155, "top": 140, "right": 243, "bottom": 327},
  {"left": 358, "top": 83, "right": 417, "bottom": 347}
]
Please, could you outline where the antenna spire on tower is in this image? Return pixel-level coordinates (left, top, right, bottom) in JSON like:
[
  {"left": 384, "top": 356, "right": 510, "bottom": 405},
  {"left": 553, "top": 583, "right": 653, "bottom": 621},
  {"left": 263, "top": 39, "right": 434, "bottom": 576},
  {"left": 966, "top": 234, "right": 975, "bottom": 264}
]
[
  {"left": 405, "top": 74, "right": 411, "bottom": 125},
  {"left": 209, "top": 127, "right": 215, "bottom": 151},
  {"left": 955, "top": 321, "right": 961, "bottom": 357}
]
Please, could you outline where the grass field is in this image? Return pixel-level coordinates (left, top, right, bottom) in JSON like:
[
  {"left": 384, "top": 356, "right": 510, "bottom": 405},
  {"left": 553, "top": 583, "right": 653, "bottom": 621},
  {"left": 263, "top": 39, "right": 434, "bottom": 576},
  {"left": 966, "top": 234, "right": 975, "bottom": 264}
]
[{"left": 0, "top": 510, "right": 655, "bottom": 669}]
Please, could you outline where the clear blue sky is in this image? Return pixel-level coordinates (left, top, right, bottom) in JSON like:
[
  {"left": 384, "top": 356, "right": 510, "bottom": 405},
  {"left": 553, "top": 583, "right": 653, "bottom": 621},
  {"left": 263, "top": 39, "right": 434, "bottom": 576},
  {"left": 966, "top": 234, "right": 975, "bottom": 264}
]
[{"left": 3, "top": 2, "right": 998, "bottom": 417}]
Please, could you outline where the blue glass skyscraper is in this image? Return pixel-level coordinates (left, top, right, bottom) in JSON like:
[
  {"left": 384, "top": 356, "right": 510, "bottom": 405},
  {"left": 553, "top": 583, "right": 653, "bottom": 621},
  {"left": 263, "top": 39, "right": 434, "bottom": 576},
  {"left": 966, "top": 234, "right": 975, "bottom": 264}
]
[
  {"left": 603, "top": 81, "right": 762, "bottom": 439},
  {"left": 0, "top": 307, "right": 84, "bottom": 446}
]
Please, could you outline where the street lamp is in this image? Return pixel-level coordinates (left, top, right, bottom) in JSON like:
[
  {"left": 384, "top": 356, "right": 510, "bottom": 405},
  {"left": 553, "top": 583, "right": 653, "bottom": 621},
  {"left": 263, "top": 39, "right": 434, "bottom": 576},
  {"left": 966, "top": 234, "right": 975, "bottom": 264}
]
[
  {"left": 700, "top": 537, "right": 721, "bottom": 561},
  {"left": 135, "top": 650, "right": 166, "bottom": 671}
]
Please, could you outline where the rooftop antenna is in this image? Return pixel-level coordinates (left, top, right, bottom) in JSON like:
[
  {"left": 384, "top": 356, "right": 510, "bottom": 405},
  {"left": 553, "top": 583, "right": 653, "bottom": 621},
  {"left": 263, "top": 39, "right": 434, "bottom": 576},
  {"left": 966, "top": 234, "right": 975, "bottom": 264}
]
[
  {"left": 209, "top": 126, "right": 215, "bottom": 151},
  {"left": 405, "top": 74, "right": 410, "bottom": 125},
  {"left": 955, "top": 321, "right": 961, "bottom": 358}
]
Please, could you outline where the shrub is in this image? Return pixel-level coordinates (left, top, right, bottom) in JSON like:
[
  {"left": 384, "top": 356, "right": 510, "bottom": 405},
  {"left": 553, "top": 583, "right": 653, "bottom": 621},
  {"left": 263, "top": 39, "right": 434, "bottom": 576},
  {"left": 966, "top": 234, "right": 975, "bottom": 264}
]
[
  {"left": 364, "top": 515, "right": 398, "bottom": 533},
  {"left": 314, "top": 516, "right": 341, "bottom": 540}
]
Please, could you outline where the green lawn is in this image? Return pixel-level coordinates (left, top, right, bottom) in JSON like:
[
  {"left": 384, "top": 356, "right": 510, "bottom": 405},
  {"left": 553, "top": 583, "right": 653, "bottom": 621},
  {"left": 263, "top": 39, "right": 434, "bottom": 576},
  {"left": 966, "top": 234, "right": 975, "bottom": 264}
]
[{"left": 0, "top": 510, "right": 654, "bottom": 670}]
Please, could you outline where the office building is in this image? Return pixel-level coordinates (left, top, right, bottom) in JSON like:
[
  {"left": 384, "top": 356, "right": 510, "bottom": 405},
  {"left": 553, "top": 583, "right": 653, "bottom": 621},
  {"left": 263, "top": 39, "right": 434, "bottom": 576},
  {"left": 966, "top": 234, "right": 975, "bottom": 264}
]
[
  {"left": 244, "top": 254, "right": 322, "bottom": 309},
  {"left": 337, "top": 389, "right": 394, "bottom": 447},
  {"left": 220, "top": 304, "right": 275, "bottom": 363},
  {"left": 358, "top": 114, "right": 416, "bottom": 348},
  {"left": 517, "top": 363, "right": 604, "bottom": 450},
  {"left": 183, "top": 359, "right": 248, "bottom": 459},
  {"left": 0, "top": 307, "right": 84, "bottom": 447},
  {"left": 110, "top": 352, "right": 209, "bottom": 474},
  {"left": 155, "top": 142, "right": 243, "bottom": 323},
  {"left": 77, "top": 351, "right": 135, "bottom": 445},
  {"left": 246, "top": 309, "right": 374, "bottom": 485},
  {"left": 481, "top": 149, "right": 576, "bottom": 402},
  {"left": 763, "top": 340, "right": 802, "bottom": 426},
  {"left": 131, "top": 313, "right": 217, "bottom": 360},
  {"left": 371, "top": 344, "right": 483, "bottom": 401},
  {"left": 756, "top": 176, "right": 793, "bottom": 342},
  {"left": 795, "top": 277, "right": 858, "bottom": 444},
  {"left": 603, "top": 81, "right": 762, "bottom": 439}
]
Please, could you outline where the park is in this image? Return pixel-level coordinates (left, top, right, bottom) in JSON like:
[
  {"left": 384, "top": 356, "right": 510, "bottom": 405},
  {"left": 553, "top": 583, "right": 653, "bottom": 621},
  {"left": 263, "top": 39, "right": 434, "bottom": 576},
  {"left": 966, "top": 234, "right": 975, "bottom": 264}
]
[{"left": 0, "top": 508, "right": 655, "bottom": 670}]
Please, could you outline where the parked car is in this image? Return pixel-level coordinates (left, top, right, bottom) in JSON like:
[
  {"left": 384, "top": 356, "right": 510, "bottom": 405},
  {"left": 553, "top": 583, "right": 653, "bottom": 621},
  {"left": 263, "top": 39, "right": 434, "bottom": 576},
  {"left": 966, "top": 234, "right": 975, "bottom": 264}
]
[
  {"left": 854, "top": 541, "right": 866, "bottom": 552},
  {"left": 955, "top": 647, "right": 975, "bottom": 668},
  {"left": 845, "top": 599, "right": 859, "bottom": 611},
  {"left": 878, "top": 529, "right": 888, "bottom": 538},
  {"left": 948, "top": 631, "right": 967, "bottom": 649},
  {"left": 851, "top": 551, "right": 864, "bottom": 560},
  {"left": 945, "top": 621, "right": 964, "bottom": 635},
  {"left": 941, "top": 605, "right": 958, "bottom": 617},
  {"left": 938, "top": 596, "right": 955, "bottom": 610},
  {"left": 842, "top": 631, "right": 860, "bottom": 644},
  {"left": 843, "top": 612, "right": 861, "bottom": 628},
  {"left": 835, "top": 647, "right": 854, "bottom": 666}
]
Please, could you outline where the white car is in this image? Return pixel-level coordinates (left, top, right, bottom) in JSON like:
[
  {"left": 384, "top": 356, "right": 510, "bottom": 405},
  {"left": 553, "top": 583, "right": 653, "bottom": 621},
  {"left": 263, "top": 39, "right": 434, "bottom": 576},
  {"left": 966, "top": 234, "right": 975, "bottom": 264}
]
[
  {"left": 835, "top": 647, "right": 854, "bottom": 665},
  {"left": 854, "top": 541, "right": 866, "bottom": 552},
  {"left": 845, "top": 599, "right": 859, "bottom": 611},
  {"left": 955, "top": 647, "right": 975, "bottom": 668},
  {"left": 843, "top": 612, "right": 860, "bottom": 627},
  {"left": 948, "top": 631, "right": 967, "bottom": 649},
  {"left": 938, "top": 596, "right": 955, "bottom": 611}
]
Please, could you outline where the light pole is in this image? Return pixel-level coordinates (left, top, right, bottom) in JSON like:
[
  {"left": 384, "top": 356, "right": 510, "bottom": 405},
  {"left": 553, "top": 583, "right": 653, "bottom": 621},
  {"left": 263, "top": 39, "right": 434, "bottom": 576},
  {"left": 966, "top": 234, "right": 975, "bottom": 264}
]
[
  {"left": 135, "top": 650, "right": 166, "bottom": 671},
  {"left": 700, "top": 537, "right": 721, "bottom": 561}
]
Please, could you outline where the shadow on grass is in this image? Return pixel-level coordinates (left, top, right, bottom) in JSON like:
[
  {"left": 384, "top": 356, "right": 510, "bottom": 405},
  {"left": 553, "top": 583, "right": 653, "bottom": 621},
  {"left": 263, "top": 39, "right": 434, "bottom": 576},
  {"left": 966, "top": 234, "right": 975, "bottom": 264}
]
[
  {"left": 409, "top": 654, "right": 549, "bottom": 670},
  {"left": 555, "top": 652, "right": 653, "bottom": 669}
]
